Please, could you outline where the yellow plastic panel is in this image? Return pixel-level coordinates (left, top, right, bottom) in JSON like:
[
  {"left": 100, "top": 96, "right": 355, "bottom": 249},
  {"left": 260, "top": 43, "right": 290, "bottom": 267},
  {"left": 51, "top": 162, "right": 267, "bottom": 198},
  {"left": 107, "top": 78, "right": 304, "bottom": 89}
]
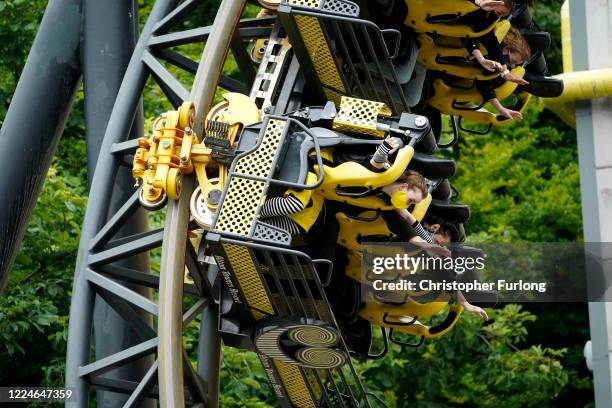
[
  {"left": 361, "top": 302, "right": 462, "bottom": 338},
  {"left": 404, "top": 0, "right": 496, "bottom": 38},
  {"left": 295, "top": 15, "right": 346, "bottom": 98},
  {"left": 315, "top": 145, "right": 414, "bottom": 210},
  {"left": 332, "top": 96, "right": 392, "bottom": 137},
  {"left": 223, "top": 244, "right": 275, "bottom": 320},
  {"left": 273, "top": 361, "right": 317, "bottom": 408},
  {"left": 427, "top": 67, "right": 525, "bottom": 125}
]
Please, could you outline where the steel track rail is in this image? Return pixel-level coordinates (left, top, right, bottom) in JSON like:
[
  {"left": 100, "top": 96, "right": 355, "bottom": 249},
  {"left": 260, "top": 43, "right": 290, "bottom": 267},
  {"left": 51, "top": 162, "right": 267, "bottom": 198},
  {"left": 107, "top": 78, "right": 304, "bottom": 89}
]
[{"left": 157, "top": 0, "right": 247, "bottom": 406}]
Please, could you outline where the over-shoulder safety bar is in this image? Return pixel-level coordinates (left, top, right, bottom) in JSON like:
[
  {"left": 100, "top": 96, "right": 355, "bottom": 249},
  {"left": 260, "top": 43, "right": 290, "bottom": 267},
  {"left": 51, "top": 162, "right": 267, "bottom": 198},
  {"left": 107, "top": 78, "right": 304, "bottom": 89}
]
[{"left": 210, "top": 116, "right": 326, "bottom": 245}]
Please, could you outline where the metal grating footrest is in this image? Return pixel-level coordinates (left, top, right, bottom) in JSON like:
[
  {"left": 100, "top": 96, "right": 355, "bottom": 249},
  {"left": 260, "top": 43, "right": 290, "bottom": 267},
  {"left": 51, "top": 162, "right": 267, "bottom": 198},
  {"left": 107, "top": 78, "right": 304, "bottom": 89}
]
[
  {"left": 207, "top": 236, "right": 373, "bottom": 408},
  {"left": 332, "top": 96, "right": 392, "bottom": 137},
  {"left": 212, "top": 117, "right": 288, "bottom": 240},
  {"left": 283, "top": 0, "right": 359, "bottom": 16},
  {"left": 278, "top": 0, "right": 411, "bottom": 115}
]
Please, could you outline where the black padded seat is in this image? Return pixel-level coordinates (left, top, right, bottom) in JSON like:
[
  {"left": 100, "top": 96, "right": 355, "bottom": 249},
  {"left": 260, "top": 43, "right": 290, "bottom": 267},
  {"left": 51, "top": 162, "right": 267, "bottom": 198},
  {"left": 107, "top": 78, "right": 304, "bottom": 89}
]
[
  {"left": 431, "top": 179, "right": 452, "bottom": 200},
  {"left": 523, "top": 31, "right": 551, "bottom": 52},
  {"left": 510, "top": 4, "right": 532, "bottom": 29},
  {"left": 408, "top": 152, "right": 456, "bottom": 180},
  {"left": 520, "top": 73, "right": 564, "bottom": 98},
  {"left": 525, "top": 51, "right": 548, "bottom": 76},
  {"left": 415, "top": 130, "right": 438, "bottom": 155},
  {"left": 453, "top": 245, "right": 484, "bottom": 260},
  {"left": 454, "top": 246, "right": 498, "bottom": 307},
  {"left": 428, "top": 199, "right": 470, "bottom": 223},
  {"left": 340, "top": 317, "right": 372, "bottom": 356}
]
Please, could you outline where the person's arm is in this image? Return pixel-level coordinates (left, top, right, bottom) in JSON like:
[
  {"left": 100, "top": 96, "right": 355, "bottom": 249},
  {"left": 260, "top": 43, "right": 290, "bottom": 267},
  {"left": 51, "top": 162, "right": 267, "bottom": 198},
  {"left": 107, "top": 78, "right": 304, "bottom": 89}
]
[
  {"left": 466, "top": 32, "right": 503, "bottom": 72},
  {"left": 260, "top": 195, "right": 305, "bottom": 217},
  {"left": 501, "top": 68, "right": 530, "bottom": 85},
  {"left": 472, "top": 49, "right": 503, "bottom": 72},
  {"left": 475, "top": 80, "right": 523, "bottom": 120},
  {"left": 489, "top": 97, "right": 523, "bottom": 120},
  {"left": 383, "top": 211, "right": 450, "bottom": 257},
  {"left": 369, "top": 136, "right": 402, "bottom": 170},
  {"left": 396, "top": 209, "right": 434, "bottom": 243},
  {"left": 454, "top": 291, "right": 489, "bottom": 320},
  {"left": 474, "top": 0, "right": 507, "bottom": 12},
  {"left": 409, "top": 236, "right": 452, "bottom": 257}
]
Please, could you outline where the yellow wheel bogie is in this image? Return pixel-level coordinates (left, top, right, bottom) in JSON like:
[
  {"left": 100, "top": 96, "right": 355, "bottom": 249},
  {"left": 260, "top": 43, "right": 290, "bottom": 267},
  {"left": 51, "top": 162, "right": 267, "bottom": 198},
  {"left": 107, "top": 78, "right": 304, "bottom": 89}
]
[
  {"left": 166, "top": 167, "right": 182, "bottom": 200},
  {"left": 178, "top": 101, "right": 195, "bottom": 129}
]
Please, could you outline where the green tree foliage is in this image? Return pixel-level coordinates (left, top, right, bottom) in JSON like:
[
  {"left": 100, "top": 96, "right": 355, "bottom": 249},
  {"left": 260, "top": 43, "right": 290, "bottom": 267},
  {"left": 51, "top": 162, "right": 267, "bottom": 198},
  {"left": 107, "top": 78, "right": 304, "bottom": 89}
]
[
  {"left": 0, "top": 0, "right": 86, "bottom": 389},
  {"left": 0, "top": 128, "right": 87, "bottom": 387},
  {"left": 359, "top": 305, "right": 569, "bottom": 407},
  {"left": 220, "top": 347, "right": 276, "bottom": 407},
  {"left": 447, "top": 103, "right": 582, "bottom": 242},
  {"left": 0, "top": 0, "right": 592, "bottom": 406},
  {"left": 0, "top": 0, "right": 47, "bottom": 122}
]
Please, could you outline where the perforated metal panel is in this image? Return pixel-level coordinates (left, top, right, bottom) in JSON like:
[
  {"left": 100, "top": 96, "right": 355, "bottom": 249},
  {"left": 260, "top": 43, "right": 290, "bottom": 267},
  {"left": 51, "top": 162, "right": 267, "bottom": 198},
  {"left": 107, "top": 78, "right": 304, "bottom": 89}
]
[
  {"left": 215, "top": 177, "right": 265, "bottom": 236},
  {"left": 273, "top": 361, "right": 317, "bottom": 408},
  {"left": 253, "top": 222, "right": 291, "bottom": 244},
  {"left": 333, "top": 96, "right": 392, "bottom": 137},
  {"left": 214, "top": 239, "right": 373, "bottom": 407},
  {"left": 285, "top": 0, "right": 322, "bottom": 8},
  {"left": 223, "top": 244, "right": 275, "bottom": 320},
  {"left": 284, "top": 0, "right": 359, "bottom": 15},
  {"left": 295, "top": 15, "right": 346, "bottom": 96},
  {"left": 214, "top": 118, "right": 287, "bottom": 238},
  {"left": 281, "top": 5, "right": 410, "bottom": 115},
  {"left": 321, "top": 0, "right": 359, "bottom": 15},
  {"left": 235, "top": 118, "right": 286, "bottom": 177}
]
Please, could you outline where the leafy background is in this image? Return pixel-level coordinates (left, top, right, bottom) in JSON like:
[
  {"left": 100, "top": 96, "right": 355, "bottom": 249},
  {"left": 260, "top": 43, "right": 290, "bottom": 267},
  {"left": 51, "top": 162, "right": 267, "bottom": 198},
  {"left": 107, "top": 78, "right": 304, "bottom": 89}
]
[{"left": 0, "top": 0, "right": 593, "bottom": 406}]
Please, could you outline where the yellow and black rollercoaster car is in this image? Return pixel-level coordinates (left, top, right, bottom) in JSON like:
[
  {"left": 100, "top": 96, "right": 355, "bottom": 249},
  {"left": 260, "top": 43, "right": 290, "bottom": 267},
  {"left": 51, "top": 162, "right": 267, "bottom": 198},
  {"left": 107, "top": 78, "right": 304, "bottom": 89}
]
[{"left": 44, "top": 0, "right": 564, "bottom": 406}]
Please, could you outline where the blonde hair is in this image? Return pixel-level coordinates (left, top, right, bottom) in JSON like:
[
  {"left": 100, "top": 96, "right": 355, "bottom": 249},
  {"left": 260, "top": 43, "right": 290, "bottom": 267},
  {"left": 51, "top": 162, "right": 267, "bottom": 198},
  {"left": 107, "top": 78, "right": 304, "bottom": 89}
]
[{"left": 502, "top": 27, "right": 531, "bottom": 62}]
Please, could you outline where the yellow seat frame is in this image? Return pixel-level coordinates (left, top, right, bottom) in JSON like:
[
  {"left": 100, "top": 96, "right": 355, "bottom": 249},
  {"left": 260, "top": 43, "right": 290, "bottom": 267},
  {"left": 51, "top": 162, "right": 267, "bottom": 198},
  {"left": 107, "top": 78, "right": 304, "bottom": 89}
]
[
  {"left": 336, "top": 194, "right": 432, "bottom": 283},
  {"left": 360, "top": 300, "right": 463, "bottom": 338},
  {"left": 404, "top": 0, "right": 496, "bottom": 38},
  {"left": 314, "top": 145, "right": 415, "bottom": 210},
  {"left": 428, "top": 66, "right": 531, "bottom": 125},
  {"left": 417, "top": 20, "right": 511, "bottom": 80},
  {"left": 336, "top": 194, "right": 432, "bottom": 252}
]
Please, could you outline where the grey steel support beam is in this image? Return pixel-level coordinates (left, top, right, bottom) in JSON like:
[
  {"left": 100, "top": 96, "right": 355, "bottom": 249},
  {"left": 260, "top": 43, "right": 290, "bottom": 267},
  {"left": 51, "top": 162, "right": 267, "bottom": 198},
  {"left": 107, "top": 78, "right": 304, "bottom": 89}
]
[
  {"left": 83, "top": 0, "right": 142, "bottom": 182},
  {"left": 65, "top": 1, "right": 178, "bottom": 406},
  {"left": 197, "top": 299, "right": 222, "bottom": 407},
  {"left": 78, "top": 338, "right": 159, "bottom": 379},
  {"left": 87, "top": 270, "right": 159, "bottom": 316},
  {"left": 122, "top": 360, "right": 160, "bottom": 408},
  {"left": 570, "top": 1, "right": 612, "bottom": 407},
  {"left": 0, "top": 0, "right": 82, "bottom": 292},
  {"left": 83, "top": 2, "right": 154, "bottom": 406},
  {"left": 83, "top": 0, "right": 157, "bottom": 398}
]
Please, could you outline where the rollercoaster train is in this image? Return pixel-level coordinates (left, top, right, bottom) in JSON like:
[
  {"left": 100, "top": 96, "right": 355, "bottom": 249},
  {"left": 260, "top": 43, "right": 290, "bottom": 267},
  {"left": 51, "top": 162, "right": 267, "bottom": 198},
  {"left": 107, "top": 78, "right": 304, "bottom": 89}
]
[
  {"left": 6, "top": 0, "right": 573, "bottom": 405},
  {"left": 122, "top": 0, "right": 564, "bottom": 405}
]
